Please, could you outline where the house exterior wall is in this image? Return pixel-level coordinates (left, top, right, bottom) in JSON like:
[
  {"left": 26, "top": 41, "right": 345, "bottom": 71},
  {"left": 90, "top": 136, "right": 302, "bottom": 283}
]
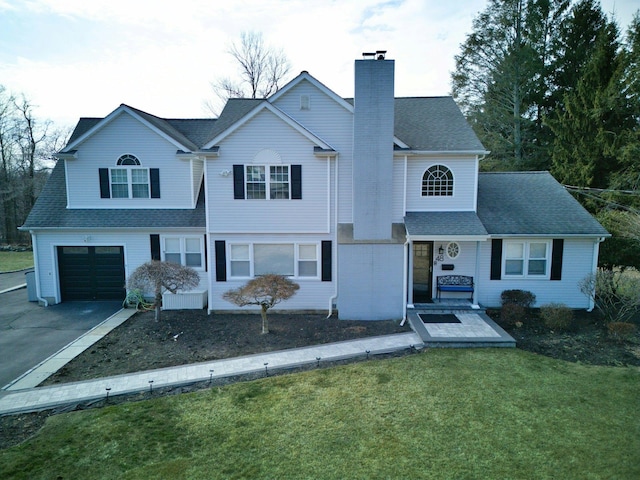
[
  {"left": 66, "top": 112, "right": 195, "bottom": 209},
  {"left": 477, "top": 237, "right": 597, "bottom": 308},
  {"left": 405, "top": 157, "right": 478, "bottom": 212},
  {"left": 31, "top": 229, "right": 208, "bottom": 304},
  {"left": 271, "top": 79, "right": 355, "bottom": 224},
  {"left": 337, "top": 244, "right": 405, "bottom": 320},
  {"left": 208, "top": 234, "right": 335, "bottom": 312},
  {"left": 206, "top": 109, "right": 332, "bottom": 234}
]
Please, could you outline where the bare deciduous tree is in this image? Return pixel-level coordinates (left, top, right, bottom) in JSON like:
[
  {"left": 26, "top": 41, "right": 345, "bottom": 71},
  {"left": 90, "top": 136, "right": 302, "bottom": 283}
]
[
  {"left": 206, "top": 31, "right": 291, "bottom": 115},
  {"left": 127, "top": 260, "right": 200, "bottom": 321},
  {"left": 223, "top": 274, "right": 299, "bottom": 334}
]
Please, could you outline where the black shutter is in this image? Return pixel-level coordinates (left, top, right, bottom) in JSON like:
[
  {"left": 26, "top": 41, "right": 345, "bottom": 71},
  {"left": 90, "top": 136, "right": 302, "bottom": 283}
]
[
  {"left": 490, "top": 239, "right": 503, "bottom": 280},
  {"left": 550, "top": 239, "right": 564, "bottom": 281},
  {"left": 291, "top": 164, "right": 302, "bottom": 199},
  {"left": 99, "top": 168, "right": 110, "bottom": 198},
  {"left": 150, "top": 168, "right": 160, "bottom": 198},
  {"left": 233, "top": 165, "right": 245, "bottom": 199},
  {"left": 321, "top": 240, "right": 332, "bottom": 282},
  {"left": 150, "top": 234, "right": 161, "bottom": 260},
  {"left": 215, "top": 240, "right": 227, "bottom": 281},
  {"left": 204, "top": 235, "right": 208, "bottom": 272}
]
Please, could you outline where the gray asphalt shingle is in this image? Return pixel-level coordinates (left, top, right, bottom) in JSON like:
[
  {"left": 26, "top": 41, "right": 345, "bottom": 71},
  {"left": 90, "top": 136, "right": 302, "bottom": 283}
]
[{"left": 477, "top": 172, "right": 608, "bottom": 236}]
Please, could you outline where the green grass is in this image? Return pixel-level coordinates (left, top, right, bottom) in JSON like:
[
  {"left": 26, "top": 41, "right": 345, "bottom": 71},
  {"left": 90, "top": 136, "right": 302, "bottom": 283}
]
[
  {"left": 0, "top": 251, "right": 33, "bottom": 272},
  {"left": 1, "top": 349, "right": 639, "bottom": 479}
]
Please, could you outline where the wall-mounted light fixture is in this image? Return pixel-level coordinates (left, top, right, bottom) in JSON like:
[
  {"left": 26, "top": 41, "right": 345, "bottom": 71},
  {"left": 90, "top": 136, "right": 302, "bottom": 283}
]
[
  {"left": 220, "top": 170, "right": 231, "bottom": 177},
  {"left": 438, "top": 245, "right": 444, "bottom": 255}
]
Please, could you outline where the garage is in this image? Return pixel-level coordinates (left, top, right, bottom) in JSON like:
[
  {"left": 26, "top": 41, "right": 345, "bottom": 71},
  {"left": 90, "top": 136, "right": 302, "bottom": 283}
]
[{"left": 57, "top": 246, "right": 125, "bottom": 301}]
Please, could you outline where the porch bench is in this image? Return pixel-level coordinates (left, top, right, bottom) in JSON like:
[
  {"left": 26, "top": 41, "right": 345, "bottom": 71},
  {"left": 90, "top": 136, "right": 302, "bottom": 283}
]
[{"left": 436, "top": 275, "right": 474, "bottom": 301}]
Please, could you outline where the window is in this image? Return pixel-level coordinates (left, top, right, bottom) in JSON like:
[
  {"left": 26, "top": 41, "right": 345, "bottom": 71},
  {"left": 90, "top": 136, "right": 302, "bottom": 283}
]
[
  {"left": 422, "top": 165, "right": 453, "bottom": 196},
  {"left": 229, "top": 243, "right": 319, "bottom": 278},
  {"left": 162, "top": 237, "right": 203, "bottom": 269},
  {"left": 446, "top": 242, "right": 460, "bottom": 259},
  {"left": 504, "top": 241, "right": 549, "bottom": 277},
  {"left": 245, "top": 165, "right": 290, "bottom": 199},
  {"left": 109, "top": 154, "right": 150, "bottom": 199}
]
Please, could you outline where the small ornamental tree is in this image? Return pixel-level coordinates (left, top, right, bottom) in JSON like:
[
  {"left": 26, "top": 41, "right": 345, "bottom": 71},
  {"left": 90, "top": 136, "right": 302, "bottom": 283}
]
[
  {"left": 127, "top": 260, "right": 200, "bottom": 322},
  {"left": 223, "top": 274, "right": 300, "bottom": 334}
]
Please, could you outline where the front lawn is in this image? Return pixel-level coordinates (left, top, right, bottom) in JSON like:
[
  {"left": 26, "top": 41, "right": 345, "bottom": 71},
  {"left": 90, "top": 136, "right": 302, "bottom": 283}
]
[
  {"left": 1, "top": 349, "right": 638, "bottom": 479},
  {"left": 0, "top": 250, "right": 33, "bottom": 272}
]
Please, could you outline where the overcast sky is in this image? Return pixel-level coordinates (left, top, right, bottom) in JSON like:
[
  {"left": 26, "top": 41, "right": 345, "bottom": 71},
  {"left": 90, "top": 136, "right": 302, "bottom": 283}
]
[{"left": 1, "top": 0, "right": 637, "bottom": 127}]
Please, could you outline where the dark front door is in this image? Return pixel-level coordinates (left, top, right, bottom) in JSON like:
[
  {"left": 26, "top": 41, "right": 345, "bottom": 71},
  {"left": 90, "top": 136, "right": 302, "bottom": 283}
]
[
  {"left": 412, "top": 242, "right": 433, "bottom": 303},
  {"left": 58, "top": 246, "right": 125, "bottom": 301}
]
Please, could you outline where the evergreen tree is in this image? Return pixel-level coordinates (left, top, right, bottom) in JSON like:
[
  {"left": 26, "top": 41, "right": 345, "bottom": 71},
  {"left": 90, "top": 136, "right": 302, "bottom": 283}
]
[
  {"left": 452, "top": 0, "right": 569, "bottom": 170},
  {"left": 549, "top": 18, "right": 630, "bottom": 193}
]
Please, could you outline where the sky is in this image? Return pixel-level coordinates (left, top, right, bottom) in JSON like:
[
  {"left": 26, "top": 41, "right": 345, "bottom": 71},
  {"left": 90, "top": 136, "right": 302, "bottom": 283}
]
[{"left": 0, "top": 0, "right": 638, "bottom": 128}]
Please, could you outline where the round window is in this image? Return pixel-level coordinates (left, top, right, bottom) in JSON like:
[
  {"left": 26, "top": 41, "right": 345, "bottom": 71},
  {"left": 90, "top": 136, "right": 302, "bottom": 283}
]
[{"left": 446, "top": 242, "right": 460, "bottom": 259}]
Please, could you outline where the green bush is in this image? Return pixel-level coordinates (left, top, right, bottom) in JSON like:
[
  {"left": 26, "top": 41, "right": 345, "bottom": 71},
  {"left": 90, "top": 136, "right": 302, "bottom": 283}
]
[
  {"left": 501, "top": 289, "right": 536, "bottom": 308},
  {"left": 607, "top": 322, "right": 637, "bottom": 342},
  {"left": 540, "top": 303, "right": 573, "bottom": 331},
  {"left": 501, "top": 303, "right": 526, "bottom": 326}
]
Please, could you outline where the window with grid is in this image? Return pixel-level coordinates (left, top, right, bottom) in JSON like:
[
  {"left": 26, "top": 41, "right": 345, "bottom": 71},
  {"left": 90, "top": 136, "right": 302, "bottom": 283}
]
[
  {"left": 245, "top": 165, "right": 290, "bottom": 199},
  {"left": 110, "top": 154, "right": 149, "bottom": 198},
  {"left": 422, "top": 165, "right": 453, "bottom": 196}
]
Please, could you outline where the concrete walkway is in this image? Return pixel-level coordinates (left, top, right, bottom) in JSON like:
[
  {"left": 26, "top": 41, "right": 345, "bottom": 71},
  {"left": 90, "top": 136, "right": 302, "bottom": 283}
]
[{"left": 0, "top": 331, "right": 423, "bottom": 415}]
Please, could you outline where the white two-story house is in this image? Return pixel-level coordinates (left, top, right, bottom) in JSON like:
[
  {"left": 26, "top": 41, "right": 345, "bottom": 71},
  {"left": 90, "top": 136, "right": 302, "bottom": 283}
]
[{"left": 21, "top": 53, "right": 608, "bottom": 320}]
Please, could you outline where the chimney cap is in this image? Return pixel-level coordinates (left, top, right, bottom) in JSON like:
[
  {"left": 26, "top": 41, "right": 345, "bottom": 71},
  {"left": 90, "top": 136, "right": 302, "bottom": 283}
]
[{"left": 362, "top": 50, "right": 387, "bottom": 60}]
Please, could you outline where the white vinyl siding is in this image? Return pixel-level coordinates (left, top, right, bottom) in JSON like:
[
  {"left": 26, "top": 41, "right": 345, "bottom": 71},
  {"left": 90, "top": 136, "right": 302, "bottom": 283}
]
[
  {"left": 270, "top": 80, "right": 353, "bottom": 224},
  {"left": 477, "top": 238, "right": 599, "bottom": 308},
  {"left": 228, "top": 242, "right": 319, "bottom": 279},
  {"left": 211, "top": 235, "right": 334, "bottom": 312},
  {"left": 405, "top": 158, "right": 477, "bottom": 211},
  {"left": 31, "top": 230, "right": 208, "bottom": 304},
  {"left": 66, "top": 112, "right": 193, "bottom": 209},
  {"left": 206, "top": 108, "right": 330, "bottom": 233}
]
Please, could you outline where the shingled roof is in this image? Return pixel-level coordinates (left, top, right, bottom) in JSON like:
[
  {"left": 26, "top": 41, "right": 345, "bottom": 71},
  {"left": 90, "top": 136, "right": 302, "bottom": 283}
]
[
  {"left": 20, "top": 161, "right": 205, "bottom": 230},
  {"left": 477, "top": 172, "right": 609, "bottom": 236}
]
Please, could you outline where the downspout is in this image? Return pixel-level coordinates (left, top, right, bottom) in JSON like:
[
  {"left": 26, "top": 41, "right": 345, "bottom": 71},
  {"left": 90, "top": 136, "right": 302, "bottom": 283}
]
[
  {"left": 327, "top": 154, "right": 339, "bottom": 318},
  {"left": 588, "top": 237, "right": 605, "bottom": 312},
  {"left": 203, "top": 158, "right": 213, "bottom": 314},
  {"left": 400, "top": 234, "right": 409, "bottom": 326},
  {"left": 29, "top": 231, "right": 48, "bottom": 307}
]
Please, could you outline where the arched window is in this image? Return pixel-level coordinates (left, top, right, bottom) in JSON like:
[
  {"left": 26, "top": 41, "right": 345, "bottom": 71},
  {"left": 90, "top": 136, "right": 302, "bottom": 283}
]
[
  {"left": 422, "top": 165, "right": 453, "bottom": 196},
  {"left": 116, "top": 154, "right": 140, "bottom": 166}
]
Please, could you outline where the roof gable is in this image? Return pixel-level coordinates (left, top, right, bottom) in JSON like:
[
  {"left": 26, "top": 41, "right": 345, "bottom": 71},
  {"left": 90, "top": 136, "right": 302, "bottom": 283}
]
[
  {"left": 62, "top": 104, "right": 200, "bottom": 153},
  {"left": 202, "top": 101, "right": 334, "bottom": 150},
  {"left": 270, "top": 71, "right": 354, "bottom": 113}
]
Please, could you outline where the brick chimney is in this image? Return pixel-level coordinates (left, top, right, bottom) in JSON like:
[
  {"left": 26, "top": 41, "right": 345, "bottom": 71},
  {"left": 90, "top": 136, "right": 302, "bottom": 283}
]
[{"left": 352, "top": 51, "right": 395, "bottom": 240}]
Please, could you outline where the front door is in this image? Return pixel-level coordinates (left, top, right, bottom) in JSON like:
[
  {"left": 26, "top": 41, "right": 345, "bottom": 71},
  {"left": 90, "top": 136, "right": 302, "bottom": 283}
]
[{"left": 412, "top": 242, "right": 433, "bottom": 303}]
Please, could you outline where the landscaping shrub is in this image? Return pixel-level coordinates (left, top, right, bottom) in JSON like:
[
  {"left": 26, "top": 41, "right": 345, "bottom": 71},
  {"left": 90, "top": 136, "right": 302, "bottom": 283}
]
[
  {"left": 501, "top": 303, "right": 526, "bottom": 326},
  {"left": 540, "top": 303, "right": 573, "bottom": 331},
  {"left": 579, "top": 269, "right": 640, "bottom": 323},
  {"left": 607, "top": 322, "right": 637, "bottom": 342},
  {"left": 501, "top": 289, "right": 536, "bottom": 308}
]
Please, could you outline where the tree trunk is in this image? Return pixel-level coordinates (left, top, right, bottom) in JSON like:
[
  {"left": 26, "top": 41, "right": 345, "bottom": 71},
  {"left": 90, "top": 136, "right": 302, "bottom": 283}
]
[{"left": 260, "top": 304, "right": 269, "bottom": 334}]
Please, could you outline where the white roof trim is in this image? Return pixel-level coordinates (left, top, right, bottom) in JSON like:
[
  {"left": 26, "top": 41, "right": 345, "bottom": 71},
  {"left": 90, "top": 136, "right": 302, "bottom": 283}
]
[
  {"left": 269, "top": 71, "right": 354, "bottom": 113},
  {"left": 408, "top": 235, "right": 490, "bottom": 242},
  {"left": 394, "top": 150, "right": 491, "bottom": 157},
  {"left": 63, "top": 105, "right": 193, "bottom": 153},
  {"left": 203, "top": 102, "right": 335, "bottom": 150}
]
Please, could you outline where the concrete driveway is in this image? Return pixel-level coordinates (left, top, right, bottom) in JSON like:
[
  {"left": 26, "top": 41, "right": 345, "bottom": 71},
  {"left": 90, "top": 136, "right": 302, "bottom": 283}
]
[{"left": 0, "top": 271, "right": 122, "bottom": 389}]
